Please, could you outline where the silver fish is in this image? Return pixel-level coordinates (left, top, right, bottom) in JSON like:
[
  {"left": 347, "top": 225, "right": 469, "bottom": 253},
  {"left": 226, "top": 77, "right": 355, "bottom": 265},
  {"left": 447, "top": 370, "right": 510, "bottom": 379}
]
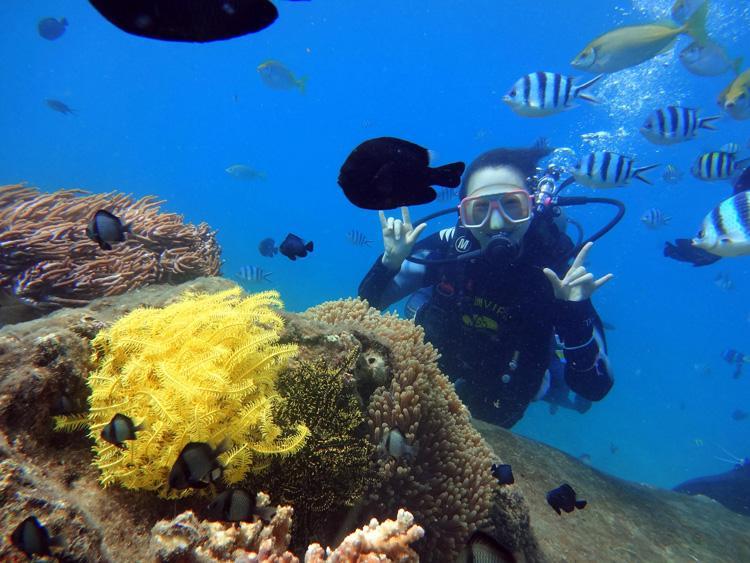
[
  {"left": 237, "top": 265, "right": 271, "bottom": 282},
  {"left": 503, "top": 72, "right": 602, "bottom": 117},
  {"left": 679, "top": 40, "right": 742, "bottom": 77},
  {"left": 225, "top": 164, "right": 266, "bottom": 181},
  {"left": 641, "top": 208, "right": 671, "bottom": 229},
  {"left": 571, "top": 151, "right": 658, "bottom": 188},
  {"left": 346, "top": 230, "right": 372, "bottom": 247},
  {"left": 692, "top": 191, "right": 750, "bottom": 256},
  {"left": 640, "top": 106, "right": 719, "bottom": 145}
]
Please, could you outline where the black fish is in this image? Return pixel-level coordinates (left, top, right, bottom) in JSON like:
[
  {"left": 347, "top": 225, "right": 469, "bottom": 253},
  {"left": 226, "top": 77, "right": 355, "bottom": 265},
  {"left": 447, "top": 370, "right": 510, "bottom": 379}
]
[
  {"left": 546, "top": 483, "right": 587, "bottom": 515},
  {"left": 673, "top": 459, "right": 750, "bottom": 516},
  {"left": 100, "top": 413, "right": 144, "bottom": 448},
  {"left": 338, "top": 137, "right": 465, "bottom": 210},
  {"left": 490, "top": 463, "right": 514, "bottom": 485},
  {"left": 88, "top": 0, "right": 278, "bottom": 43},
  {"left": 731, "top": 409, "right": 748, "bottom": 421},
  {"left": 86, "top": 209, "right": 131, "bottom": 250},
  {"left": 168, "top": 440, "right": 229, "bottom": 490},
  {"left": 10, "top": 516, "right": 53, "bottom": 557},
  {"left": 38, "top": 17, "right": 68, "bottom": 40},
  {"left": 664, "top": 238, "right": 721, "bottom": 267},
  {"left": 258, "top": 237, "right": 277, "bottom": 257},
  {"left": 45, "top": 99, "right": 75, "bottom": 115},
  {"left": 279, "top": 233, "right": 313, "bottom": 261},
  {"left": 458, "top": 531, "right": 517, "bottom": 563},
  {"left": 205, "top": 488, "right": 277, "bottom": 523}
]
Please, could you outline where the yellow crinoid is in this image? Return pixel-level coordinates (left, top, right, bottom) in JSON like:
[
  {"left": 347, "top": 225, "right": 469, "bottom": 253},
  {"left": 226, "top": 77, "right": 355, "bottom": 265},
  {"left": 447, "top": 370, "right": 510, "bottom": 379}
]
[{"left": 55, "top": 286, "right": 308, "bottom": 498}]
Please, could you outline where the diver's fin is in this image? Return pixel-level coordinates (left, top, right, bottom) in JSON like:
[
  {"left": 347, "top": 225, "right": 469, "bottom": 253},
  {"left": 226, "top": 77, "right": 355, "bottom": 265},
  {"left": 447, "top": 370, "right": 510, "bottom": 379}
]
[
  {"left": 681, "top": 0, "right": 709, "bottom": 45},
  {"left": 429, "top": 162, "right": 465, "bottom": 188},
  {"left": 633, "top": 164, "right": 660, "bottom": 184},
  {"left": 698, "top": 115, "right": 720, "bottom": 130},
  {"left": 574, "top": 74, "right": 603, "bottom": 104}
]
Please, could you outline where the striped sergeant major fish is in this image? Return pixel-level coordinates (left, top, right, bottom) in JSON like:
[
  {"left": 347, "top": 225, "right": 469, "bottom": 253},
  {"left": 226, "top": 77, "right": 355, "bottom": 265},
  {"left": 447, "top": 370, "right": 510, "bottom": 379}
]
[
  {"left": 691, "top": 151, "right": 750, "bottom": 181},
  {"left": 640, "top": 106, "right": 719, "bottom": 145},
  {"left": 503, "top": 72, "right": 602, "bottom": 117},
  {"left": 237, "top": 265, "right": 271, "bottom": 282},
  {"left": 692, "top": 191, "right": 750, "bottom": 257},
  {"left": 662, "top": 164, "right": 684, "bottom": 184},
  {"left": 571, "top": 151, "right": 658, "bottom": 188},
  {"left": 346, "top": 229, "right": 372, "bottom": 247},
  {"left": 641, "top": 207, "right": 671, "bottom": 229}
]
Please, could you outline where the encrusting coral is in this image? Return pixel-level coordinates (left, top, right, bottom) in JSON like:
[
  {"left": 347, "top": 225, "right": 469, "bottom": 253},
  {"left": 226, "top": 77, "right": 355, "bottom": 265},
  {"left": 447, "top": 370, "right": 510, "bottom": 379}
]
[
  {"left": 55, "top": 287, "right": 308, "bottom": 498},
  {"left": 0, "top": 183, "right": 221, "bottom": 319},
  {"left": 304, "top": 298, "right": 497, "bottom": 562},
  {"left": 251, "top": 351, "right": 377, "bottom": 550}
]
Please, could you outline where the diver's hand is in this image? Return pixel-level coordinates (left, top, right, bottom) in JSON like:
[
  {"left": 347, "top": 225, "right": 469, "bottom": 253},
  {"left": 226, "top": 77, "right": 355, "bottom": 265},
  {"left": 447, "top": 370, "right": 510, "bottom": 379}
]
[
  {"left": 379, "top": 207, "right": 427, "bottom": 270},
  {"left": 543, "top": 242, "right": 613, "bottom": 302}
]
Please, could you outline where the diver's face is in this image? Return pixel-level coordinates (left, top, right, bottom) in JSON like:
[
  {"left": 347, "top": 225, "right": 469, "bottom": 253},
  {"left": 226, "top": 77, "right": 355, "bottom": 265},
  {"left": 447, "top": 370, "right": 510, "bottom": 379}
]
[{"left": 464, "top": 166, "right": 532, "bottom": 244}]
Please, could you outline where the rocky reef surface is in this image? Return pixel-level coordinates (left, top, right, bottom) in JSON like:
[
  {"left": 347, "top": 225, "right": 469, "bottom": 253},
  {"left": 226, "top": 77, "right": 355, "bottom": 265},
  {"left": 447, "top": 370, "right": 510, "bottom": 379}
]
[{"left": 0, "top": 277, "right": 748, "bottom": 562}]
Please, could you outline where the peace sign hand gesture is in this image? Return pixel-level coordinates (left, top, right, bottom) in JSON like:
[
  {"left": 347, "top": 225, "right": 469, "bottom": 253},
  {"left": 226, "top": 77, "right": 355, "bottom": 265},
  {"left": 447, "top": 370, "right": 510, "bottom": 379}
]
[
  {"left": 543, "top": 242, "right": 613, "bottom": 302},
  {"left": 378, "top": 206, "right": 427, "bottom": 270}
]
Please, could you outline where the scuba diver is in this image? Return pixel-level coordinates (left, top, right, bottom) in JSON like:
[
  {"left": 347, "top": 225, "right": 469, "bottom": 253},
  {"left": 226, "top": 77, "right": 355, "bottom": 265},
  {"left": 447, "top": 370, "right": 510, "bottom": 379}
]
[{"left": 358, "top": 143, "right": 618, "bottom": 428}]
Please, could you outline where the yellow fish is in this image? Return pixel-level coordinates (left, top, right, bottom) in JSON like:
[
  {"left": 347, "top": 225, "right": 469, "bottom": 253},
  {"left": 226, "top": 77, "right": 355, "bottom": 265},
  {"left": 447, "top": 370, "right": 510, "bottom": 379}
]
[
  {"left": 717, "top": 69, "right": 750, "bottom": 120},
  {"left": 571, "top": 1, "right": 708, "bottom": 74}
]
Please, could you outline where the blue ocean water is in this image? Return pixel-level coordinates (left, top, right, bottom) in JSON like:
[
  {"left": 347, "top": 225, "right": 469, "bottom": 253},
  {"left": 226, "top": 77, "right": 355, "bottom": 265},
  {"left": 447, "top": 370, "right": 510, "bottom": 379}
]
[{"left": 1, "top": 0, "right": 748, "bottom": 492}]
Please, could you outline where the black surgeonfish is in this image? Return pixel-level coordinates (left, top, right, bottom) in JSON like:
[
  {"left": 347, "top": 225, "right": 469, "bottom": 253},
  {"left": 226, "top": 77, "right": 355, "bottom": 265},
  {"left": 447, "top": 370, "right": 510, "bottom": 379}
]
[
  {"left": 10, "top": 516, "right": 54, "bottom": 557},
  {"left": 338, "top": 137, "right": 465, "bottom": 210},
  {"left": 168, "top": 440, "right": 229, "bottom": 490},
  {"left": 88, "top": 0, "right": 278, "bottom": 43},
  {"left": 86, "top": 209, "right": 131, "bottom": 250},
  {"left": 673, "top": 458, "right": 750, "bottom": 516},
  {"left": 546, "top": 483, "right": 587, "bottom": 515},
  {"left": 490, "top": 463, "right": 514, "bottom": 485},
  {"left": 664, "top": 238, "right": 722, "bottom": 267},
  {"left": 279, "top": 233, "right": 313, "bottom": 261}
]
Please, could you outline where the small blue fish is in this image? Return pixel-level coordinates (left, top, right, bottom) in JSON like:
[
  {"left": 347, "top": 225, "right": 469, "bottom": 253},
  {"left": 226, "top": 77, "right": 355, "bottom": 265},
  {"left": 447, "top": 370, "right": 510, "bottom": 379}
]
[
  {"left": 257, "top": 60, "right": 307, "bottom": 93},
  {"left": 641, "top": 207, "right": 671, "bottom": 229},
  {"left": 86, "top": 209, "right": 131, "bottom": 250},
  {"left": 237, "top": 265, "right": 271, "bottom": 282},
  {"left": 279, "top": 233, "right": 313, "bottom": 261},
  {"left": 258, "top": 237, "right": 277, "bottom": 257},
  {"left": 346, "top": 230, "right": 372, "bottom": 247},
  {"left": 38, "top": 17, "right": 68, "bottom": 40},
  {"left": 546, "top": 483, "right": 587, "bottom": 515}
]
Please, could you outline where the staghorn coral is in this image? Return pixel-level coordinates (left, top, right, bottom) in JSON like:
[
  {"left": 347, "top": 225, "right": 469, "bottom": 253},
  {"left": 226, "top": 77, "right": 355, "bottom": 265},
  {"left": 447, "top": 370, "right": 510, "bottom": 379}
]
[
  {"left": 55, "top": 287, "right": 308, "bottom": 498},
  {"left": 303, "top": 298, "right": 497, "bottom": 562},
  {"left": 0, "top": 183, "right": 221, "bottom": 316},
  {"left": 148, "top": 493, "right": 423, "bottom": 563},
  {"left": 251, "top": 351, "right": 377, "bottom": 550}
]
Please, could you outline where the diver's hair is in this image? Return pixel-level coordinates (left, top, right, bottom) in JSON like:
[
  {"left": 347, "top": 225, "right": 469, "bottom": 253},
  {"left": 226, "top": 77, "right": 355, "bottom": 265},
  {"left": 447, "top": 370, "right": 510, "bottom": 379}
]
[{"left": 459, "top": 138, "right": 553, "bottom": 199}]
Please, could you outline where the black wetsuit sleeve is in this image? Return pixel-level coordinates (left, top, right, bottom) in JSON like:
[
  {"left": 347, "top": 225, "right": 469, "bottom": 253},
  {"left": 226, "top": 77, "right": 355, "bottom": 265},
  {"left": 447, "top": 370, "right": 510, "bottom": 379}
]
[{"left": 554, "top": 299, "right": 613, "bottom": 401}]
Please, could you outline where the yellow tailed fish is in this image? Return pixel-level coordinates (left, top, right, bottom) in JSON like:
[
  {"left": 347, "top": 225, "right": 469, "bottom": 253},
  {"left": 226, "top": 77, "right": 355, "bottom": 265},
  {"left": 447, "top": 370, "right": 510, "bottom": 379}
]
[
  {"left": 571, "top": 1, "right": 708, "bottom": 74},
  {"left": 718, "top": 69, "right": 750, "bottom": 120}
]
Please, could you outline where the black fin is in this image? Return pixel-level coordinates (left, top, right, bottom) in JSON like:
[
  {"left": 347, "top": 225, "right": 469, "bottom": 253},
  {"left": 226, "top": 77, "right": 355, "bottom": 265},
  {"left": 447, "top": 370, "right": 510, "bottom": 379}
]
[
  {"left": 429, "top": 161, "right": 465, "bottom": 188},
  {"left": 305, "top": 241, "right": 314, "bottom": 252}
]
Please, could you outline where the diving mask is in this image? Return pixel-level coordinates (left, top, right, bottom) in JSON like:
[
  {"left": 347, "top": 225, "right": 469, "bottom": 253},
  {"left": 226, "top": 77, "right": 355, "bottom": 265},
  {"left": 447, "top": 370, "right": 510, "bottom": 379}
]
[{"left": 458, "top": 187, "right": 532, "bottom": 229}]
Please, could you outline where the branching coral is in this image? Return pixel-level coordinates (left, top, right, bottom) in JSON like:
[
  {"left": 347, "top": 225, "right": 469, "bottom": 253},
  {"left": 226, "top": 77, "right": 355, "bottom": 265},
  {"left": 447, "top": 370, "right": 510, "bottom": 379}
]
[
  {"left": 0, "top": 183, "right": 221, "bottom": 316},
  {"left": 303, "top": 298, "right": 497, "bottom": 562},
  {"left": 55, "top": 287, "right": 308, "bottom": 497},
  {"left": 251, "top": 350, "right": 377, "bottom": 549}
]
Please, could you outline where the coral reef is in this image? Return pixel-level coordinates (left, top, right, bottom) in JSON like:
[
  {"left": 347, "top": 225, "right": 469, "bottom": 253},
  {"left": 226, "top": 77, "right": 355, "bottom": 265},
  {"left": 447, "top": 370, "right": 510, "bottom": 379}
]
[
  {"left": 55, "top": 287, "right": 308, "bottom": 497},
  {"left": 251, "top": 352, "right": 377, "bottom": 550},
  {"left": 303, "top": 298, "right": 498, "bottom": 562},
  {"left": 0, "top": 183, "right": 221, "bottom": 321}
]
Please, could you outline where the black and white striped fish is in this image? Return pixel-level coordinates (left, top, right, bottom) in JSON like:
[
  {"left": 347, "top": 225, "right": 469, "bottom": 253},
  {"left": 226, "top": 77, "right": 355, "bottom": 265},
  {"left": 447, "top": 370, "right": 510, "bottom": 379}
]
[
  {"left": 691, "top": 151, "right": 750, "bottom": 181},
  {"left": 237, "top": 265, "right": 271, "bottom": 282},
  {"left": 662, "top": 164, "right": 684, "bottom": 184},
  {"left": 503, "top": 72, "right": 602, "bottom": 117},
  {"left": 641, "top": 207, "right": 671, "bottom": 229},
  {"left": 640, "top": 106, "right": 719, "bottom": 145},
  {"left": 720, "top": 142, "right": 740, "bottom": 154},
  {"left": 571, "top": 151, "right": 658, "bottom": 188},
  {"left": 346, "top": 230, "right": 372, "bottom": 247},
  {"left": 692, "top": 191, "right": 750, "bottom": 257}
]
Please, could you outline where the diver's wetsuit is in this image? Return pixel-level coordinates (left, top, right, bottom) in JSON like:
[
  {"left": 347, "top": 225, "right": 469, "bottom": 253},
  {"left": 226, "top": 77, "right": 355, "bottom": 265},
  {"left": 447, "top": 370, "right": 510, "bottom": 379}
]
[{"left": 358, "top": 218, "right": 613, "bottom": 428}]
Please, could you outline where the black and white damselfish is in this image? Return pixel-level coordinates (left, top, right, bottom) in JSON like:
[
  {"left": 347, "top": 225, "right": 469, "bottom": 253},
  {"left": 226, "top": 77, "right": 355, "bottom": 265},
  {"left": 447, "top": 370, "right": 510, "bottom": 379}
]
[
  {"left": 691, "top": 151, "right": 750, "bottom": 181},
  {"left": 640, "top": 106, "right": 720, "bottom": 145},
  {"left": 571, "top": 151, "right": 658, "bottom": 188},
  {"left": 503, "top": 71, "right": 602, "bottom": 117}
]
